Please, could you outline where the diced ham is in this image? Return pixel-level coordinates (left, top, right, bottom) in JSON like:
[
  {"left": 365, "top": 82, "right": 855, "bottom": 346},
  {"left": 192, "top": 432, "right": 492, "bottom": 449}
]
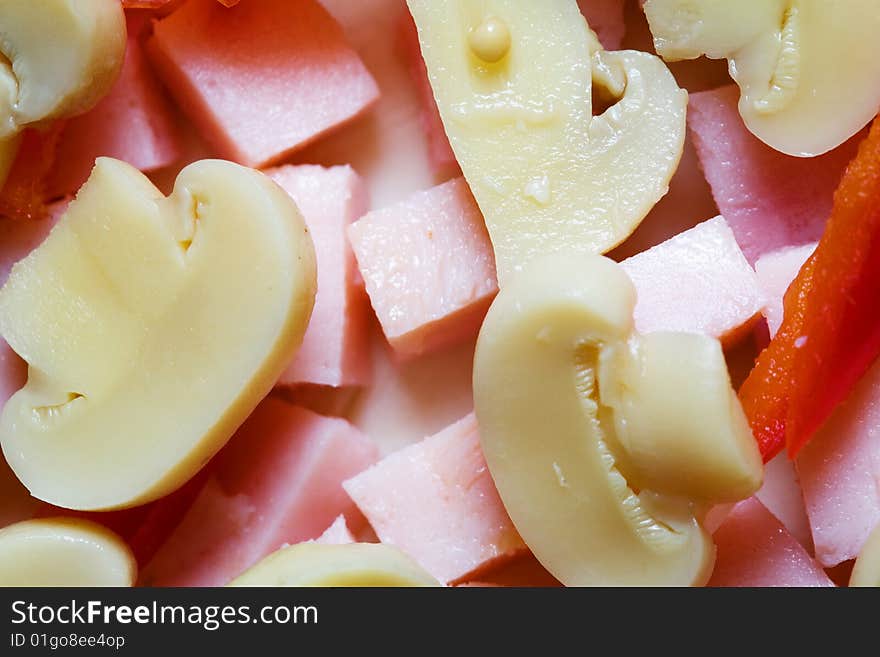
[
  {"left": 708, "top": 498, "right": 834, "bottom": 587},
  {"left": 305, "top": 0, "right": 437, "bottom": 210},
  {"left": 343, "top": 414, "right": 526, "bottom": 584},
  {"left": 348, "top": 178, "right": 497, "bottom": 358},
  {"left": 315, "top": 515, "right": 355, "bottom": 545},
  {"left": 398, "top": 15, "right": 458, "bottom": 175},
  {"left": 578, "top": 0, "right": 626, "bottom": 50},
  {"left": 352, "top": 199, "right": 758, "bottom": 357},
  {"left": 147, "top": 0, "right": 379, "bottom": 168},
  {"left": 688, "top": 86, "right": 861, "bottom": 263},
  {"left": 46, "top": 15, "right": 184, "bottom": 198},
  {"left": 266, "top": 165, "right": 371, "bottom": 388},
  {"left": 797, "top": 362, "right": 880, "bottom": 567},
  {"left": 348, "top": 321, "right": 478, "bottom": 456},
  {"left": 140, "top": 399, "right": 379, "bottom": 586},
  {"left": 620, "top": 215, "right": 763, "bottom": 343},
  {"left": 754, "top": 243, "right": 816, "bottom": 338},
  {"left": 755, "top": 454, "right": 812, "bottom": 550}
]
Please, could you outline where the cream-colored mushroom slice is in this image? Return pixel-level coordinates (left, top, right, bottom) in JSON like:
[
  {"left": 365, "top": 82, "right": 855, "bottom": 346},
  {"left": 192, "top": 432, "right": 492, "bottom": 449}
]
[
  {"left": 228, "top": 543, "right": 441, "bottom": 587},
  {"left": 0, "top": 0, "right": 125, "bottom": 188},
  {"left": 644, "top": 0, "right": 880, "bottom": 157},
  {"left": 407, "top": 0, "right": 687, "bottom": 284},
  {"left": 0, "top": 0, "right": 125, "bottom": 136},
  {"left": 473, "top": 254, "right": 762, "bottom": 586},
  {"left": 600, "top": 332, "right": 762, "bottom": 503},
  {"left": 850, "top": 524, "right": 880, "bottom": 587},
  {"left": 0, "top": 518, "right": 136, "bottom": 587},
  {"left": 0, "top": 157, "right": 317, "bottom": 511}
]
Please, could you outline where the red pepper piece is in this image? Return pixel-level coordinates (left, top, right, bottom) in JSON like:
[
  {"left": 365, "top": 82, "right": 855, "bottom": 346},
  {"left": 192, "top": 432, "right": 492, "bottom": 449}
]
[{"left": 740, "top": 118, "right": 880, "bottom": 461}]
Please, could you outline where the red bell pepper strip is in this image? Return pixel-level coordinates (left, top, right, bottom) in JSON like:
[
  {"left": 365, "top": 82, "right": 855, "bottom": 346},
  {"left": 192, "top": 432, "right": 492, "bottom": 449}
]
[{"left": 740, "top": 118, "right": 880, "bottom": 461}]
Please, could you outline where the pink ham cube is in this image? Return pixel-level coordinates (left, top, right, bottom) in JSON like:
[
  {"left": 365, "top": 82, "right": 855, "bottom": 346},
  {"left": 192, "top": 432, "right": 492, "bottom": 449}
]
[
  {"left": 578, "top": 0, "right": 626, "bottom": 50},
  {"left": 754, "top": 243, "right": 816, "bottom": 338},
  {"left": 343, "top": 414, "right": 526, "bottom": 584},
  {"left": 688, "top": 86, "right": 861, "bottom": 263},
  {"left": 267, "top": 165, "right": 371, "bottom": 388},
  {"left": 797, "top": 363, "right": 880, "bottom": 567},
  {"left": 348, "top": 178, "right": 497, "bottom": 358},
  {"left": 620, "top": 215, "right": 763, "bottom": 343},
  {"left": 708, "top": 498, "right": 833, "bottom": 587},
  {"left": 147, "top": 0, "right": 379, "bottom": 168},
  {"left": 140, "top": 399, "right": 379, "bottom": 586},
  {"left": 315, "top": 515, "right": 355, "bottom": 545},
  {"left": 46, "top": 15, "right": 183, "bottom": 197},
  {"left": 755, "top": 454, "right": 812, "bottom": 550}
]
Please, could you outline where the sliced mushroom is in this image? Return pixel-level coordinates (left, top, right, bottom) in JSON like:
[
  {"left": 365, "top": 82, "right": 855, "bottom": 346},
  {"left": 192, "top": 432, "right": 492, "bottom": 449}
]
[
  {"left": 0, "top": 158, "right": 317, "bottom": 510},
  {"left": 0, "top": 0, "right": 125, "bottom": 187},
  {"left": 850, "top": 524, "right": 880, "bottom": 587},
  {"left": 407, "top": 0, "right": 687, "bottom": 284},
  {"left": 600, "top": 332, "right": 762, "bottom": 504},
  {"left": 0, "top": 0, "right": 125, "bottom": 135},
  {"left": 473, "top": 253, "right": 762, "bottom": 586},
  {"left": 644, "top": 0, "right": 880, "bottom": 156},
  {"left": 0, "top": 518, "right": 135, "bottom": 586},
  {"left": 228, "top": 543, "right": 441, "bottom": 587}
]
